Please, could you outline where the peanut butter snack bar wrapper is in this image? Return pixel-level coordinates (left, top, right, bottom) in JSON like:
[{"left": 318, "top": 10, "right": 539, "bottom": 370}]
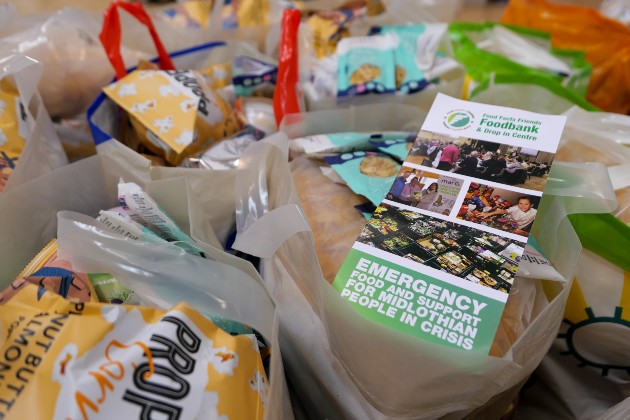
[
  {"left": 1, "top": 239, "right": 98, "bottom": 305},
  {"left": 0, "top": 284, "right": 269, "bottom": 419},
  {"left": 103, "top": 69, "right": 241, "bottom": 166}
]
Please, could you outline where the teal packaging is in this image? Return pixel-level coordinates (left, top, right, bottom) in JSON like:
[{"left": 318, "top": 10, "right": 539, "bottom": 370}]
[
  {"left": 368, "top": 132, "right": 417, "bottom": 161},
  {"left": 293, "top": 131, "right": 414, "bottom": 155},
  {"left": 324, "top": 151, "right": 400, "bottom": 205},
  {"left": 337, "top": 35, "right": 396, "bottom": 97}
]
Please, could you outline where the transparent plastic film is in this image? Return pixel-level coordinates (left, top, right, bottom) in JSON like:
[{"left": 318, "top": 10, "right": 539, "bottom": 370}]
[{"left": 57, "top": 210, "right": 275, "bottom": 342}]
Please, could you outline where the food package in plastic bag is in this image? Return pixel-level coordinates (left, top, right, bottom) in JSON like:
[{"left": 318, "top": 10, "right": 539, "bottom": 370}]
[
  {"left": 283, "top": 104, "right": 425, "bottom": 282},
  {"left": 231, "top": 121, "right": 617, "bottom": 418},
  {"left": 501, "top": 0, "right": 630, "bottom": 114},
  {"left": 297, "top": 16, "right": 463, "bottom": 112},
  {"left": 513, "top": 108, "right": 630, "bottom": 419},
  {"left": 449, "top": 22, "right": 592, "bottom": 98},
  {"left": 0, "top": 282, "right": 269, "bottom": 419},
  {"left": 94, "top": 1, "right": 249, "bottom": 166},
  {"left": 447, "top": 23, "right": 597, "bottom": 114},
  {"left": 0, "top": 126, "right": 294, "bottom": 419},
  {"left": 0, "top": 54, "right": 67, "bottom": 192},
  {"left": 0, "top": 7, "right": 148, "bottom": 119}
]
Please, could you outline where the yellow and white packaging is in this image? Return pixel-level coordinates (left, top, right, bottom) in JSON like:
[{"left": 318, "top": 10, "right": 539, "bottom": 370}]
[
  {"left": 0, "top": 78, "right": 28, "bottom": 192},
  {"left": 2, "top": 239, "right": 98, "bottom": 305},
  {"left": 0, "top": 284, "right": 269, "bottom": 419},
  {"left": 103, "top": 69, "right": 241, "bottom": 166}
]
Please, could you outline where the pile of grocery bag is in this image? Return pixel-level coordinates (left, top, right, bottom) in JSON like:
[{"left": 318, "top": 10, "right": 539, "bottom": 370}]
[{"left": 0, "top": 0, "right": 628, "bottom": 418}]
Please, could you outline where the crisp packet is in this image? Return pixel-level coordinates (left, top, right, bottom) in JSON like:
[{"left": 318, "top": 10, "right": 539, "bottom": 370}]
[
  {"left": 337, "top": 34, "right": 397, "bottom": 97},
  {"left": 103, "top": 69, "right": 241, "bottom": 166},
  {"left": 233, "top": 56, "right": 277, "bottom": 97},
  {"left": 324, "top": 151, "right": 400, "bottom": 205},
  {"left": 118, "top": 181, "right": 206, "bottom": 257},
  {"left": 0, "top": 78, "right": 29, "bottom": 192},
  {"left": 0, "top": 284, "right": 269, "bottom": 419},
  {"left": 1, "top": 239, "right": 97, "bottom": 304}
]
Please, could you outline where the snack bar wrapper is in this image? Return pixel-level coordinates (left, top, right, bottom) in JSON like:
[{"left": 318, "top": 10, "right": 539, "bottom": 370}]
[
  {"left": 103, "top": 69, "right": 241, "bottom": 166},
  {"left": 0, "top": 284, "right": 269, "bottom": 419},
  {"left": 1, "top": 239, "right": 98, "bottom": 304}
]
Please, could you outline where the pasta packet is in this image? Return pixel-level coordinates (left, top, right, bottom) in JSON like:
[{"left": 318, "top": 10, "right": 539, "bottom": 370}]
[
  {"left": 1, "top": 239, "right": 97, "bottom": 304},
  {"left": 0, "top": 284, "right": 269, "bottom": 419},
  {"left": 103, "top": 69, "right": 241, "bottom": 166},
  {"left": 0, "top": 77, "right": 29, "bottom": 192},
  {"left": 324, "top": 151, "right": 400, "bottom": 205},
  {"left": 337, "top": 34, "right": 397, "bottom": 97}
]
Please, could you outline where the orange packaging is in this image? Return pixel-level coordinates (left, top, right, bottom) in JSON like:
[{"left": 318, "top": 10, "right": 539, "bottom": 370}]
[
  {"left": 0, "top": 284, "right": 269, "bottom": 419},
  {"left": 501, "top": 0, "right": 630, "bottom": 114}
]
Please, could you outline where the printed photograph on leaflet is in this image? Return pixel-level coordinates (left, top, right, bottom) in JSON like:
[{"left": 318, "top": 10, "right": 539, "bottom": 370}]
[
  {"left": 333, "top": 93, "right": 565, "bottom": 354},
  {"left": 386, "top": 166, "right": 463, "bottom": 216},
  {"left": 408, "top": 134, "right": 555, "bottom": 193}
]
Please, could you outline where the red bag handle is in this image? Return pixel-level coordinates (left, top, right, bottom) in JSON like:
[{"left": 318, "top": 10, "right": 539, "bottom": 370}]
[
  {"left": 100, "top": 0, "right": 175, "bottom": 80},
  {"left": 273, "top": 9, "right": 302, "bottom": 127}
]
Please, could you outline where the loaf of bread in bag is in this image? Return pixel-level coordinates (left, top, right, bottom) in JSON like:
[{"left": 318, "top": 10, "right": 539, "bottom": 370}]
[
  {"left": 291, "top": 154, "right": 530, "bottom": 356},
  {"left": 290, "top": 154, "right": 367, "bottom": 284}
]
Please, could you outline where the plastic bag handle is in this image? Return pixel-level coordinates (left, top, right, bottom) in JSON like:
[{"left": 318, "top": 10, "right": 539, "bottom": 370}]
[{"left": 99, "top": 0, "right": 175, "bottom": 80}]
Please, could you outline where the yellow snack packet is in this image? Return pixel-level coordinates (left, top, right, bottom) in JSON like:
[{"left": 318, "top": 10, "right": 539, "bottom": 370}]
[
  {"left": 306, "top": 12, "right": 351, "bottom": 59},
  {"left": 198, "top": 63, "right": 233, "bottom": 90},
  {"left": 223, "top": 0, "right": 270, "bottom": 28},
  {"left": 0, "top": 284, "right": 269, "bottom": 419},
  {"left": 0, "top": 78, "right": 28, "bottom": 192},
  {"left": 103, "top": 69, "right": 241, "bottom": 166},
  {"left": 1, "top": 239, "right": 98, "bottom": 304},
  {"left": 182, "top": 0, "right": 214, "bottom": 28}
]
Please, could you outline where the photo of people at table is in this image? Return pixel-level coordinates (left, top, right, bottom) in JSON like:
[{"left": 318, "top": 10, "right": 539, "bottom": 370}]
[
  {"left": 386, "top": 166, "right": 464, "bottom": 216},
  {"left": 408, "top": 131, "right": 555, "bottom": 192},
  {"left": 457, "top": 183, "right": 541, "bottom": 237},
  {"left": 357, "top": 203, "right": 525, "bottom": 294}
]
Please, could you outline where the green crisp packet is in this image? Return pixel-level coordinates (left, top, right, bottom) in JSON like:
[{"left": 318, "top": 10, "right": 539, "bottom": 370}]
[{"left": 89, "top": 273, "right": 142, "bottom": 305}]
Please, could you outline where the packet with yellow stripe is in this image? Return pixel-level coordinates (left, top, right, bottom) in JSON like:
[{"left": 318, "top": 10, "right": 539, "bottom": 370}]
[
  {"left": 0, "top": 284, "right": 269, "bottom": 419},
  {"left": 0, "top": 78, "right": 29, "bottom": 192},
  {"left": 103, "top": 69, "right": 241, "bottom": 166},
  {"left": 1, "top": 239, "right": 98, "bottom": 304}
]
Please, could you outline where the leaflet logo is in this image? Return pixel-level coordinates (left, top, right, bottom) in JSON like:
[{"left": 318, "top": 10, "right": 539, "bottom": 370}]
[{"left": 443, "top": 109, "right": 474, "bottom": 130}]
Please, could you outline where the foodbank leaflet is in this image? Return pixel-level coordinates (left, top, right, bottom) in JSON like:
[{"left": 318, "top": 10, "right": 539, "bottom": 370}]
[{"left": 333, "top": 93, "right": 565, "bottom": 353}]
